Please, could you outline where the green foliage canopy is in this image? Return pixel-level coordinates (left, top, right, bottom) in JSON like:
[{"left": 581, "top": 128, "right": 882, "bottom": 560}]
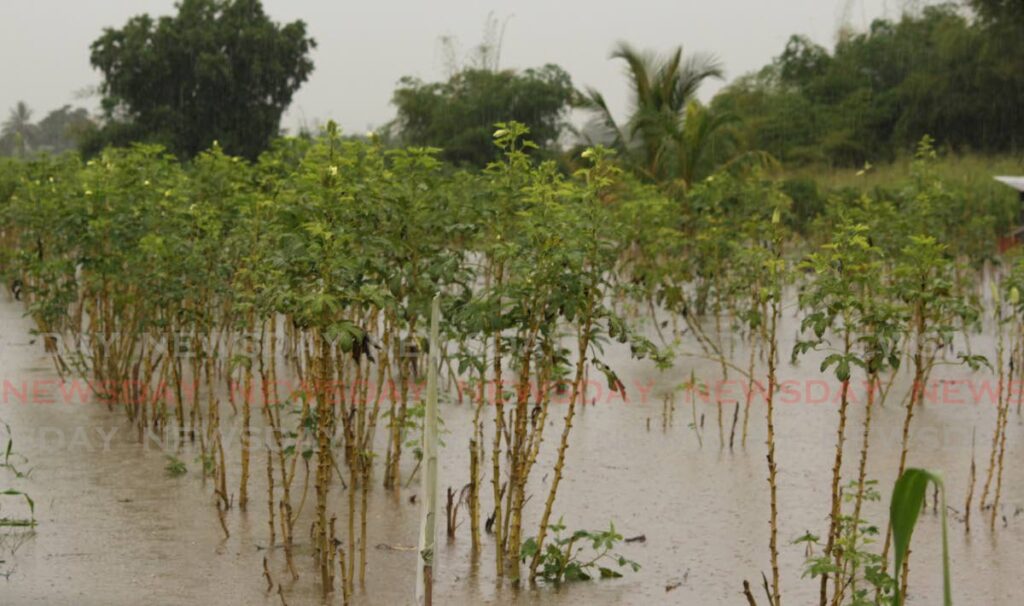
[
  {"left": 88, "top": 0, "right": 315, "bottom": 160},
  {"left": 391, "top": 64, "right": 575, "bottom": 167},
  {"left": 713, "top": 4, "right": 1024, "bottom": 166}
]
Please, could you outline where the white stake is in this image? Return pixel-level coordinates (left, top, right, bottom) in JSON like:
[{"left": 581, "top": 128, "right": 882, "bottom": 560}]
[{"left": 416, "top": 294, "right": 441, "bottom": 605}]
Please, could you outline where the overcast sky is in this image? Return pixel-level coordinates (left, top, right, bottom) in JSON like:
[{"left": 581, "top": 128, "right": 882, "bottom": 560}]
[{"left": 1, "top": 0, "right": 901, "bottom": 133}]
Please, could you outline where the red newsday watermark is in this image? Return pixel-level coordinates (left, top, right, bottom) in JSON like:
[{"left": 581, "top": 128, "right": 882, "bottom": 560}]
[
  {"left": 0, "top": 376, "right": 654, "bottom": 406},
  {"left": 0, "top": 376, "right": 1016, "bottom": 407},
  {"left": 694, "top": 377, "right": 1015, "bottom": 407}
]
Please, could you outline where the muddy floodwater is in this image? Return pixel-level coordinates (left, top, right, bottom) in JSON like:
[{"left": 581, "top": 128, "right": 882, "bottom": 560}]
[{"left": 1, "top": 293, "right": 1022, "bottom": 605}]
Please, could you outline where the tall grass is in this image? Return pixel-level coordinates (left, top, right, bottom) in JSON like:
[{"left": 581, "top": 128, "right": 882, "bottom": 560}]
[{"left": 788, "top": 153, "right": 1024, "bottom": 236}]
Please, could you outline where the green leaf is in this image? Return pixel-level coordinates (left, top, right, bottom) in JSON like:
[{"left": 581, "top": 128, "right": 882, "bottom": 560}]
[
  {"left": 520, "top": 537, "right": 538, "bottom": 560},
  {"left": 599, "top": 566, "right": 622, "bottom": 579},
  {"left": 821, "top": 353, "right": 843, "bottom": 373},
  {"left": 889, "top": 468, "right": 951, "bottom": 606}
]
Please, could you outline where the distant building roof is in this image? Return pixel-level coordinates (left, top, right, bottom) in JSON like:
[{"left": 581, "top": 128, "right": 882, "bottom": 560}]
[{"left": 995, "top": 176, "right": 1024, "bottom": 192}]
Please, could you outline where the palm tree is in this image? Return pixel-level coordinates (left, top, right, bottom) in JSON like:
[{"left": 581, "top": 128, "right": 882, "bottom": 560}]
[
  {"left": 1, "top": 101, "right": 36, "bottom": 157},
  {"left": 582, "top": 42, "right": 764, "bottom": 191}
]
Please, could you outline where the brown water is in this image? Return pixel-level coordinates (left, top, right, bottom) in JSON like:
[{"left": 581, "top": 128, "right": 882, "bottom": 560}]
[{"left": 1, "top": 294, "right": 1022, "bottom": 605}]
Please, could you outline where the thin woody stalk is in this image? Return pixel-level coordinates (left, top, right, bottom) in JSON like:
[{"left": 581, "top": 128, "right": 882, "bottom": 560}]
[
  {"left": 989, "top": 323, "right": 1019, "bottom": 529},
  {"left": 765, "top": 290, "right": 782, "bottom": 606},
  {"left": 528, "top": 302, "right": 594, "bottom": 580},
  {"left": 764, "top": 212, "right": 783, "bottom": 606},
  {"left": 820, "top": 329, "right": 852, "bottom": 606},
  {"left": 979, "top": 289, "right": 1005, "bottom": 510}
]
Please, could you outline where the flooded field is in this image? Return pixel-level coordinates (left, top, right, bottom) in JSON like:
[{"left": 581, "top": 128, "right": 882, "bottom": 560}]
[
  {"left": 5, "top": 1, "right": 1024, "bottom": 604},
  {"left": 2, "top": 291, "right": 1021, "bottom": 605}
]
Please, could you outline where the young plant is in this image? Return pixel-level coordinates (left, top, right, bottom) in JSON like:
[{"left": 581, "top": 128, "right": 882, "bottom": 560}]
[
  {"left": 880, "top": 236, "right": 984, "bottom": 576},
  {"left": 165, "top": 455, "right": 188, "bottom": 477},
  {"left": 793, "top": 221, "right": 894, "bottom": 605},
  {"left": 0, "top": 422, "right": 35, "bottom": 531},
  {"left": 982, "top": 269, "right": 1024, "bottom": 530},
  {"left": 520, "top": 518, "right": 639, "bottom": 583},
  {"left": 795, "top": 479, "right": 895, "bottom": 606}
]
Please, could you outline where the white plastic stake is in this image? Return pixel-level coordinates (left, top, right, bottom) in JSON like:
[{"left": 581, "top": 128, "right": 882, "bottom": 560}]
[{"left": 416, "top": 294, "right": 441, "bottom": 605}]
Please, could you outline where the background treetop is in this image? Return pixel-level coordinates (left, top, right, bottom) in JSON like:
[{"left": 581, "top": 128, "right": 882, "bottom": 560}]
[
  {"left": 88, "top": 0, "right": 315, "bottom": 160},
  {"left": 390, "top": 64, "right": 576, "bottom": 168}
]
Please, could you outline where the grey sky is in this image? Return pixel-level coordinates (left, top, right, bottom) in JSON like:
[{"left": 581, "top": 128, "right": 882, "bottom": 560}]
[{"left": 1, "top": 0, "right": 895, "bottom": 133}]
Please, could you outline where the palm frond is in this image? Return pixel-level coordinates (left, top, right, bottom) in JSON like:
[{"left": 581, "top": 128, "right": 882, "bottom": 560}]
[
  {"left": 676, "top": 53, "right": 725, "bottom": 104},
  {"left": 578, "top": 87, "right": 627, "bottom": 151},
  {"left": 581, "top": 42, "right": 742, "bottom": 189},
  {"left": 610, "top": 41, "right": 654, "bottom": 115}
]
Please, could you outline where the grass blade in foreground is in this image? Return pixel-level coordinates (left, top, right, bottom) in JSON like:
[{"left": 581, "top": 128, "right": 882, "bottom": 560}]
[{"left": 890, "top": 468, "right": 951, "bottom": 606}]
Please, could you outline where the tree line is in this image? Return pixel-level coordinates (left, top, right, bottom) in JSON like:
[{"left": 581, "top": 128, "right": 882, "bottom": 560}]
[
  {"left": 3, "top": 0, "right": 1022, "bottom": 176},
  {"left": 713, "top": 1, "right": 1024, "bottom": 166}
]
